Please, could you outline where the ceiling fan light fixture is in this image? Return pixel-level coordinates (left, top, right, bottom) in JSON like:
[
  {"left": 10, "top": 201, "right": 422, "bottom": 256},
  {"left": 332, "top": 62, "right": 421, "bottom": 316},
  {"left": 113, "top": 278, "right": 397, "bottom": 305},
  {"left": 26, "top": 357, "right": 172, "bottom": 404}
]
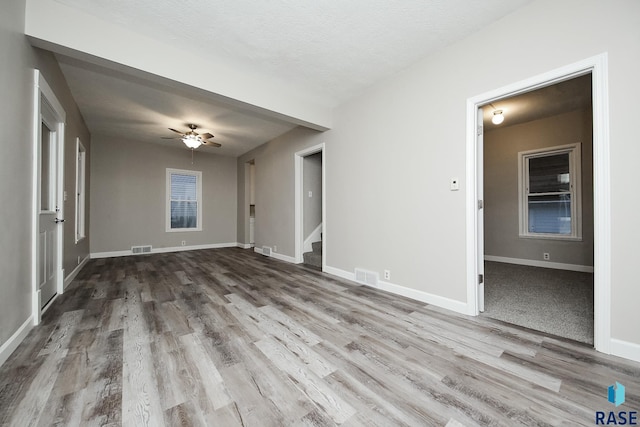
[
  {"left": 492, "top": 109, "right": 504, "bottom": 125},
  {"left": 182, "top": 135, "right": 202, "bottom": 149}
]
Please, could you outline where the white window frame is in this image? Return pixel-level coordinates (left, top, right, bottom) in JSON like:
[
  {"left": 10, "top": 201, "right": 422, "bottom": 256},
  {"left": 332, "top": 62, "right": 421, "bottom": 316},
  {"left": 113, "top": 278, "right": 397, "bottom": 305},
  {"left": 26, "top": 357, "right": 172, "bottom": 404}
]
[
  {"left": 518, "top": 143, "right": 582, "bottom": 240},
  {"left": 75, "top": 137, "right": 86, "bottom": 243},
  {"left": 166, "top": 168, "right": 202, "bottom": 232}
]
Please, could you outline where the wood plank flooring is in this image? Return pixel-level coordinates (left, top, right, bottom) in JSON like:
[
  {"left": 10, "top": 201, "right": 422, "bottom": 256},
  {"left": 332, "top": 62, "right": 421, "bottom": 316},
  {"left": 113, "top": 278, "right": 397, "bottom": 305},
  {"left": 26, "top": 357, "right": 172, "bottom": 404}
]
[{"left": 0, "top": 248, "right": 638, "bottom": 426}]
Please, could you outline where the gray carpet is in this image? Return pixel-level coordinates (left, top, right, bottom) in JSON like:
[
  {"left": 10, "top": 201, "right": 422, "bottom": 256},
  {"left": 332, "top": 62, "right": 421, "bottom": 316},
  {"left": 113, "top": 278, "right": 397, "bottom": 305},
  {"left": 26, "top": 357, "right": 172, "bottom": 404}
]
[{"left": 483, "top": 261, "right": 594, "bottom": 345}]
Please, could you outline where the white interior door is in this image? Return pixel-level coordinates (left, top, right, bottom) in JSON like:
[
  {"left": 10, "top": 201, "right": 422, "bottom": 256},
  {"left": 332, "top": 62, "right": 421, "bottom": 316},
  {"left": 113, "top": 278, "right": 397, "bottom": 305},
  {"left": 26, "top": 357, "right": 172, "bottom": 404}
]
[
  {"left": 477, "top": 107, "right": 485, "bottom": 312},
  {"left": 38, "top": 100, "right": 61, "bottom": 309}
]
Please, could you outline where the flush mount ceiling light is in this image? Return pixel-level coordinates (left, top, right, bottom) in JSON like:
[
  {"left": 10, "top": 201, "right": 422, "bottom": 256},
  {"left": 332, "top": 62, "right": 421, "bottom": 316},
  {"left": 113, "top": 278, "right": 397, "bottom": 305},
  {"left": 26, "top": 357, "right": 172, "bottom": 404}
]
[{"left": 492, "top": 109, "right": 505, "bottom": 125}]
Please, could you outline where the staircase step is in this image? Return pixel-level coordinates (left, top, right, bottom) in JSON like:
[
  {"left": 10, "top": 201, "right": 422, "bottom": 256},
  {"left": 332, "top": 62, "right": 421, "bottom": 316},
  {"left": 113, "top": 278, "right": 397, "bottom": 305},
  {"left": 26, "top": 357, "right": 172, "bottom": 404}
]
[
  {"left": 311, "top": 241, "right": 322, "bottom": 254},
  {"left": 303, "top": 251, "right": 322, "bottom": 269}
]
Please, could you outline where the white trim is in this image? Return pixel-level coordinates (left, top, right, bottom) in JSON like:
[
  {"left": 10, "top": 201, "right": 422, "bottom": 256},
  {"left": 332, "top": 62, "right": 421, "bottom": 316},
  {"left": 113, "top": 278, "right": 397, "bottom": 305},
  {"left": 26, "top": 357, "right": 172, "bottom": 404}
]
[
  {"left": 610, "top": 339, "right": 640, "bottom": 364},
  {"left": 166, "top": 168, "right": 203, "bottom": 232},
  {"left": 294, "top": 143, "right": 326, "bottom": 269},
  {"left": 466, "top": 53, "right": 611, "bottom": 354},
  {"left": 252, "top": 246, "right": 298, "bottom": 264},
  {"left": 484, "top": 255, "right": 594, "bottom": 273},
  {"left": 518, "top": 143, "right": 582, "bottom": 240},
  {"left": 323, "top": 266, "right": 468, "bottom": 315},
  {"left": 74, "top": 137, "right": 86, "bottom": 243},
  {"left": 31, "top": 70, "right": 66, "bottom": 326},
  {"left": 64, "top": 255, "right": 90, "bottom": 288},
  {"left": 270, "top": 252, "right": 297, "bottom": 264},
  {"left": 303, "top": 223, "right": 323, "bottom": 253},
  {"left": 0, "top": 316, "right": 34, "bottom": 368},
  {"left": 237, "top": 243, "right": 253, "bottom": 249},
  {"left": 91, "top": 242, "right": 238, "bottom": 259}
]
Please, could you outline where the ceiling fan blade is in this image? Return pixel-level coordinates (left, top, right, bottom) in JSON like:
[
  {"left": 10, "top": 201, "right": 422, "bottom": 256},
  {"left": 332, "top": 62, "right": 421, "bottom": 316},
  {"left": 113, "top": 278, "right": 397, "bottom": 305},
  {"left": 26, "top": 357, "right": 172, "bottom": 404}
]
[
  {"left": 203, "top": 141, "right": 222, "bottom": 148},
  {"left": 168, "top": 128, "right": 185, "bottom": 135},
  {"left": 161, "top": 136, "right": 180, "bottom": 139},
  {"left": 200, "top": 132, "right": 214, "bottom": 140}
]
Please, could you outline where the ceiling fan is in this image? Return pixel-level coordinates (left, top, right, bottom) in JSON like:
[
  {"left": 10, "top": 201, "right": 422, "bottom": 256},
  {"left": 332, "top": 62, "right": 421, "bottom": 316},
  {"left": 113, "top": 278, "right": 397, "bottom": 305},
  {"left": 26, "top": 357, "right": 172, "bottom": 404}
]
[{"left": 163, "top": 124, "right": 221, "bottom": 149}]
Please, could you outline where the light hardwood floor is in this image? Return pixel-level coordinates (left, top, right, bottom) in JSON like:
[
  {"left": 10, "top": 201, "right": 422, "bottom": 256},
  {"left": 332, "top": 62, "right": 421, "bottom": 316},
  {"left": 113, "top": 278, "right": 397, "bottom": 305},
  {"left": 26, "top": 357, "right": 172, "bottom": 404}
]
[{"left": 0, "top": 248, "right": 638, "bottom": 426}]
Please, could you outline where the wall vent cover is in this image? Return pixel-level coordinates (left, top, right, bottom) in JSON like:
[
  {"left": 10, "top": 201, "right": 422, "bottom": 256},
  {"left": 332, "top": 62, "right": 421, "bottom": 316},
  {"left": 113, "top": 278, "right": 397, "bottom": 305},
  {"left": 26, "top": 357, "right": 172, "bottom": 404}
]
[
  {"left": 262, "top": 246, "right": 272, "bottom": 256},
  {"left": 354, "top": 268, "right": 379, "bottom": 287},
  {"left": 131, "top": 245, "right": 152, "bottom": 254}
]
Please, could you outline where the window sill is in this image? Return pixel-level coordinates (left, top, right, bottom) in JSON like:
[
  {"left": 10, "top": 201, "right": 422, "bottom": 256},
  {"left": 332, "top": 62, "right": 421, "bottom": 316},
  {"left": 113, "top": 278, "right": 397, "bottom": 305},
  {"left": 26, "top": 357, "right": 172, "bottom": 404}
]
[
  {"left": 166, "top": 228, "right": 202, "bottom": 233},
  {"left": 519, "top": 233, "right": 583, "bottom": 242}
]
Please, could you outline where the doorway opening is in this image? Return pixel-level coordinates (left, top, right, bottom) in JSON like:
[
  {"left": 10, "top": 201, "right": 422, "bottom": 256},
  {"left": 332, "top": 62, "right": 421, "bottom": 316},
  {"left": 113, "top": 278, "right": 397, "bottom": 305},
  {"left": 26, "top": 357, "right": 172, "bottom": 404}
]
[
  {"left": 294, "top": 143, "right": 325, "bottom": 270},
  {"left": 480, "top": 74, "right": 594, "bottom": 343},
  {"left": 466, "top": 54, "right": 611, "bottom": 353},
  {"left": 32, "top": 70, "right": 66, "bottom": 325}
]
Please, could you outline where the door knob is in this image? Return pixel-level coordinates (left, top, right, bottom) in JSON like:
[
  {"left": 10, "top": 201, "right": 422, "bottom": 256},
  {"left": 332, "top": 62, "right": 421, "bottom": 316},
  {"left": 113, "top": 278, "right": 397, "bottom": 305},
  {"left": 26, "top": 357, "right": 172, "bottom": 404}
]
[{"left": 55, "top": 218, "right": 65, "bottom": 224}]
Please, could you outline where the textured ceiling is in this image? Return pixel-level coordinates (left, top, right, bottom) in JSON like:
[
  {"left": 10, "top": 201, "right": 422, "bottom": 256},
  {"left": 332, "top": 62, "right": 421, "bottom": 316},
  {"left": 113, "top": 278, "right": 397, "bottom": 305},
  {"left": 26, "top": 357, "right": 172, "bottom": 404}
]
[
  {"left": 57, "top": 55, "right": 296, "bottom": 157},
  {"left": 52, "top": 0, "right": 536, "bottom": 156},
  {"left": 54, "top": 0, "right": 533, "bottom": 106},
  {"left": 482, "top": 74, "right": 592, "bottom": 129}
]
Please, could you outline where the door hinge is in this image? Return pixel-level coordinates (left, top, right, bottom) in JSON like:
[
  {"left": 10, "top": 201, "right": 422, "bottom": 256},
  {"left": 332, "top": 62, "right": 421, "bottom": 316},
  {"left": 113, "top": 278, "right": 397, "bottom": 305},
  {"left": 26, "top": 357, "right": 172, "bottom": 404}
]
[
  {"left": 477, "top": 125, "right": 483, "bottom": 136},
  {"left": 478, "top": 274, "right": 484, "bottom": 284},
  {"left": 478, "top": 200, "right": 484, "bottom": 209}
]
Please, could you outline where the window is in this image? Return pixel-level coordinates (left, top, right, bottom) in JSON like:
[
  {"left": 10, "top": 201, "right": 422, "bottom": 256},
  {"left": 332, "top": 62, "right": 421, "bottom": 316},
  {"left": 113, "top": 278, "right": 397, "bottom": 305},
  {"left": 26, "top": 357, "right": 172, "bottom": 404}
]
[
  {"left": 166, "top": 168, "right": 202, "bottom": 232},
  {"left": 75, "top": 138, "right": 86, "bottom": 242},
  {"left": 518, "top": 143, "right": 582, "bottom": 240}
]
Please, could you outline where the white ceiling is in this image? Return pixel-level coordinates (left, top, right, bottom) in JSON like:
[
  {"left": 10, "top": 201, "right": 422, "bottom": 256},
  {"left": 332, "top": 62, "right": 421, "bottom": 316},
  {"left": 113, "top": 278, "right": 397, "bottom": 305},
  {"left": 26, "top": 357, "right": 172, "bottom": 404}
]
[{"left": 53, "top": 0, "right": 536, "bottom": 156}]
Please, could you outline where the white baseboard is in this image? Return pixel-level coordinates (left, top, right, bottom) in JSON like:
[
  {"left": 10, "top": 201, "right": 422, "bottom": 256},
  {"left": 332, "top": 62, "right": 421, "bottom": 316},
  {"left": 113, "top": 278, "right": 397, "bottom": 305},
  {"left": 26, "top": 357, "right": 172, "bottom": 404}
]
[
  {"left": 237, "top": 243, "right": 253, "bottom": 249},
  {"left": 610, "top": 338, "right": 640, "bottom": 363},
  {"left": 323, "top": 266, "right": 468, "bottom": 315},
  {"left": 484, "top": 255, "right": 594, "bottom": 273},
  {"left": 64, "top": 255, "right": 90, "bottom": 289},
  {"left": 0, "top": 316, "right": 33, "bottom": 368},
  {"left": 91, "top": 242, "right": 240, "bottom": 259},
  {"left": 253, "top": 247, "right": 297, "bottom": 264},
  {"left": 323, "top": 265, "right": 353, "bottom": 281}
]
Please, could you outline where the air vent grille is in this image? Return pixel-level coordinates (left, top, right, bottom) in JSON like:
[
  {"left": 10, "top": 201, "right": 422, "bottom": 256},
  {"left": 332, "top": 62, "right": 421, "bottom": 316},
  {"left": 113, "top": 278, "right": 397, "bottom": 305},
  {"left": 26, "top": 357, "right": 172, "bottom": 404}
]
[
  {"left": 131, "top": 245, "right": 152, "bottom": 254},
  {"left": 262, "top": 246, "right": 272, "bottom": 256},
  {"left": 354, "top": 268, "right": 378, "bottom": 287}
]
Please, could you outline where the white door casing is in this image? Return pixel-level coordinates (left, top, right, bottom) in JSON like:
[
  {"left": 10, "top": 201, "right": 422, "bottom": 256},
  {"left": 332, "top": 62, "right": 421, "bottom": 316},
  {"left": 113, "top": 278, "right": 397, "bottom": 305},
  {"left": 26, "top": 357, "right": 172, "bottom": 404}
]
[
  {"left": 466, "top": 53, "right": 611, "bottom": 353},
  {"left": 477, "top": 107, "right": 485, "bottom": 313},
  {"left": 32, "top": 70, "right": 66, "bottom": 324},
  {"left": 294, "top": 143, "right": 326, "bottom": 268}
]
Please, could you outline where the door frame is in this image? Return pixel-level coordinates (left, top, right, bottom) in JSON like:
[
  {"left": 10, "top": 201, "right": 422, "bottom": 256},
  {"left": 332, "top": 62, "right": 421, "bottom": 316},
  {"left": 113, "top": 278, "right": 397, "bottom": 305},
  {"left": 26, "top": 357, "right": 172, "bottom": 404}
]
[
  {"left": 465, "top": 53, "right": 611, "bottom": 353},
  {"left": 31, "top": 70, "right": 66, "bottom": 325},
  {"left": 294, "top": 143, "right": 325, "bottom": 269}
]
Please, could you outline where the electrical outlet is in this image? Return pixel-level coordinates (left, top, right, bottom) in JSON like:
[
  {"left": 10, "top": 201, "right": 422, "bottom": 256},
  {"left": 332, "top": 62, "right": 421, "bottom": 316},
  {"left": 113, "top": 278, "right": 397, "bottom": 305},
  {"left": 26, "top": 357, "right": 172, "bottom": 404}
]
[
  {"left": 384, "top": 270, "right": 391, "bottom": 280},
  {"left": 77, "top": 256, "right": 81, "bottom": 265},
  {"left": 181, "top": 240, "right": 186, "bottom": 246},
  {"left": 273, "top": 245, "right": 277, "bottom": 252},
  {"left": 543, "top": 252, "right": 550, "bottom": 260}
]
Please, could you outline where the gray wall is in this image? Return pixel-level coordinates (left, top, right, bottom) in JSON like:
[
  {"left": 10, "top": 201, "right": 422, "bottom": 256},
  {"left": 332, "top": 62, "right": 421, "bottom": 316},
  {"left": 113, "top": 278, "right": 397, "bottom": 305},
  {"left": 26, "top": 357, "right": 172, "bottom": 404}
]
[
  {"left": 236, "top": 0, "right": 640, "bottom": 345},
  {"left": 484, "top": 109, "right": 593, "bottom": 266},
  {"left": 90, "top": 136, "right": 237, "bottom": 253},
  {"left": 303, "top": 152, "right": 322, "bottom": 238},
  {"left": 0, "top": 0, "right": 91, "bottom": 350},
  {"left": 237, "top": 127, "right": 323, "bottom": 252},
  {"left": 0, "top": 0, "right": 36, "bottom": 347}
]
